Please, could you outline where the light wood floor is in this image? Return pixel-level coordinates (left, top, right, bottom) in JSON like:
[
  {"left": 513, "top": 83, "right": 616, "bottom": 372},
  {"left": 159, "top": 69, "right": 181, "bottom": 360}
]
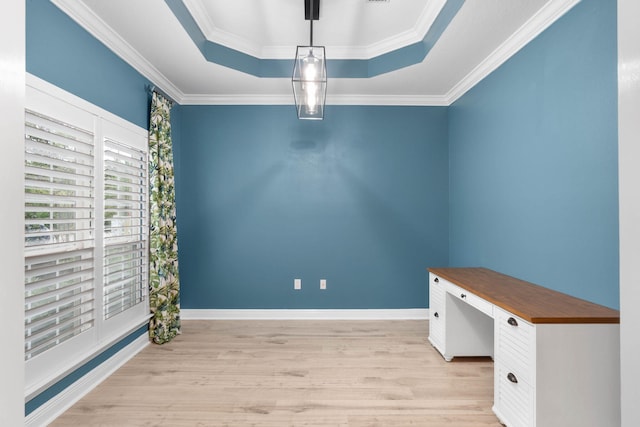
[{"left": 52, "top": 320, "right": 503, "bottom": 426}]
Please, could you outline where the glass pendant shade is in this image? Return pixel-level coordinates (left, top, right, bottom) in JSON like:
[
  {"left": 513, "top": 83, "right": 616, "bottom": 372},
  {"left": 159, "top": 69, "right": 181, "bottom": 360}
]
[{"left": 292, "top": 46, "right": 327, "bottom": 120}]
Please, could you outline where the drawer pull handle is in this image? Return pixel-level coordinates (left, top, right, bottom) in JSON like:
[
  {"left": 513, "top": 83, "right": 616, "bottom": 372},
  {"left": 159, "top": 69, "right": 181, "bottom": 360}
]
[
  {"left": 460, "top": 293, "right": 467, "bottom": 299},
  {"left": 434, "top": 312, "right": 439, "bottom": 318},
  {"left": 507, "top": 317, "right": 518, "bottom": 327},
  {"left": 507, "top": 372, "right": 518, "bottom": 384},
  {"left": 434, "top": 277, "right": 439, "bottom": 283}
]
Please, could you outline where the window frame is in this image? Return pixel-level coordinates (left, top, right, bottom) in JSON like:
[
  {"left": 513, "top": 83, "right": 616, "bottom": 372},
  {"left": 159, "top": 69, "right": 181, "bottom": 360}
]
[{"left": 25, "top": 74, "right": 150, "bottom": 398}]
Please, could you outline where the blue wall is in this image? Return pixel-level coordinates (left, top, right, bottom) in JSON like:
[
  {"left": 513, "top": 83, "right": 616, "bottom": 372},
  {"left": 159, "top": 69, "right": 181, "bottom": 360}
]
[
  {"left": 448, "top": 0, "right": 618, "bottom": 308},
  {"left": 26, "top": 0, "right": 619, "bottom": 313},
  {"left": 26, "top": 0, "right": 151, "bottom": 129},
  {"left": 175, "top": 106, "right": 449, "bottom": 309}
]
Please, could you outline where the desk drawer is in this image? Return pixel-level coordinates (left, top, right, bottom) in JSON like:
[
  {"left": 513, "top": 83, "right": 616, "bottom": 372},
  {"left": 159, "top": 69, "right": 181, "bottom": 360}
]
[
  {"left": 495, "top": 362, "right": 534, "bottom": 427},
  {"left": 429, "top": 274, "right": 446, "bottom": 350},
  {"left": 430, "top": 275, "right": 445, "bottom": 305},
  {"left": 447, "top": 282, "right": 494, "bottom": 317},
  {"left": 496, "top": 307, "right": 535, "bottom": 385}
]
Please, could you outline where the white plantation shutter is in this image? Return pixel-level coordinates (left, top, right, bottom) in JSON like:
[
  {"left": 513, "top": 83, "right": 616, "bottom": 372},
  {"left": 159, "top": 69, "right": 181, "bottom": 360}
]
[
  {"left": 103, "top": 139, "right": 148, "bottom": 320},
  {"left": 24, "top": 109, "right": 96, "bottom": 361},
  {"left": 25, "top": 75, "right": 150, "bottom": 395}
]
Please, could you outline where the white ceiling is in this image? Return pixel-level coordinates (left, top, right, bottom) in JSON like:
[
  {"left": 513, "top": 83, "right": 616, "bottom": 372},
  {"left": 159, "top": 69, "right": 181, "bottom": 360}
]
[
  {"left": 51, "top": 0, "right": 580, "bottom": 106},
  {"left": 185, "top": 0, "right": 445, "bottom": 59}
]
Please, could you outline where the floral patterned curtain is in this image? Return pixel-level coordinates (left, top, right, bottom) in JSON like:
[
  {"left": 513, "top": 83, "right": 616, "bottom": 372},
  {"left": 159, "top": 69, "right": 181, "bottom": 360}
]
[{"left": 148, "top": 91, "right": 181, "bottom": 344}]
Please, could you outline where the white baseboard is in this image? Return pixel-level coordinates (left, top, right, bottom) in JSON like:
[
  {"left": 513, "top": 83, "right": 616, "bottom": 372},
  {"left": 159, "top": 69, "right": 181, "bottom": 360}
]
[
  {"left": 180, "top": 308, "right": 429, "bottom": 320},
  {"left": 25, "top": 334, "right": 149, "bottom": 427}
]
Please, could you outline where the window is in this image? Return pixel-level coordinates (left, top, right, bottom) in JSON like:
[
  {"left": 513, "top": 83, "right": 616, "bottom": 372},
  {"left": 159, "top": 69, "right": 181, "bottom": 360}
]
[
  {"left": 24, "top": 75, "right": 149, "bottom": 395},
  {"left": 103, "top": 139, "right": 148, "bottom": 320},
  {"left": 24, "top": 108, "right": 96, "bottom": 361}
]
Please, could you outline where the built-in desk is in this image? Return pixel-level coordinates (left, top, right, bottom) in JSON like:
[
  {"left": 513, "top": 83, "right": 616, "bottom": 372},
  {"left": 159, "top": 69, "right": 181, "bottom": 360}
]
[{"left": 428, "top": 267, "right": 620, "bottom": 427}]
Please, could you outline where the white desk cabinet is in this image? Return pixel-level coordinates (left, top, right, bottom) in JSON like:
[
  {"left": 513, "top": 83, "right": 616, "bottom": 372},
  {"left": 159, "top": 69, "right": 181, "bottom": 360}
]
[
  {"left": 427, "top": 274, "right": 446, "bottom": 354},
  {"left": 428, "top": 274, "right": 493, "bottom": 361},
  {"left": 428, "top": 268, "right": 620, "bottom": 427}
]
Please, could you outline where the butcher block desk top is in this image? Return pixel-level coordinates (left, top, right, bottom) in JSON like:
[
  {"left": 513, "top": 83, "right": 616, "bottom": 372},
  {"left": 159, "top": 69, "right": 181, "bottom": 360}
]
[{"left": 428, "top": 267, "right": 619, "bottom": 324}]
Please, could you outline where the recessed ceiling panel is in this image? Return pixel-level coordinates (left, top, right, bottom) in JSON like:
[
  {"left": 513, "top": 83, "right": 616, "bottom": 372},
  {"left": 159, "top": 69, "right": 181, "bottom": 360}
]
[
  {"left": 168, "top": 0, "right": 463, "bottom": 78},
  {"left": 186, "top": 0, "right": 445, "bottom": 59}
]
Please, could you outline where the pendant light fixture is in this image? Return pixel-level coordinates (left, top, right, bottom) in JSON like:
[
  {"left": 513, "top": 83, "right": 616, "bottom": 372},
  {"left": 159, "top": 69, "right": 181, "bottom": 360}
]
[{"left": 292, "top": 0, "right": 327, "bottom": 120}]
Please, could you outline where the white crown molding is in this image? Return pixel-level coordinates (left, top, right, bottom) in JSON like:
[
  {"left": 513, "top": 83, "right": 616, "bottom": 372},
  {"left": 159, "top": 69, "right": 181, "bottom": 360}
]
[
  {"left": 184, "top": 0, "right": 446, "bottom": 60},
  {"left": 51, "top": 0, "right": 185, "bottom": 104},
  {"left": 180, "top": 93, "right": 450, "bottom": 106},
  {"left": 444, "top": 0, "right": 581, "bottom": 104},
  {"left": 328, "top": 94, "right": 450, "bottom": 106},
  {"left": 25, "top": 335, "right": 148, "bottom": 427},
  {"left": 181, "top": 0, "right": 215, "bottom": 42},
  {"left": 369, "top": 0, "right": 447, "bottom": 58},
  {"left": 184, "top": 0, "right": 270, "bottom": 59},
  {"left": 331, "top": 0, "right": 447, "bottom": 60},
  {"left": 180, "top": 94, "right": 294, "bottom": 105},
  {"left": 180, "top": 309, "right": 429, "bottom": 320}
]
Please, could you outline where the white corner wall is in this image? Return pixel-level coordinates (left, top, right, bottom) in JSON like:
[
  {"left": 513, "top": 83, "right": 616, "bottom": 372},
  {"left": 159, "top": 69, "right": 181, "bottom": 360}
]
[
  {"left": 0, "top": 1, "right": 25, "bottom": 425},
  {"left": 618, "top": 0, "right": 640, "bottom": 425}
]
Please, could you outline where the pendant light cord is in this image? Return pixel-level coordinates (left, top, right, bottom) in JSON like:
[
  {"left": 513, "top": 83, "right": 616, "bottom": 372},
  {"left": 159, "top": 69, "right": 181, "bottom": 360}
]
[{"left": 309, "top": 0, "right": 314, "bottom": 46}]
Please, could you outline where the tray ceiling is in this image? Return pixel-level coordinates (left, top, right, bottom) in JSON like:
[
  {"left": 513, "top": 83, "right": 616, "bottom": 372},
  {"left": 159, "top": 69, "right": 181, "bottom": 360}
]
[{"left": 52, "top": 0, "right": 580, "bottom": 105}]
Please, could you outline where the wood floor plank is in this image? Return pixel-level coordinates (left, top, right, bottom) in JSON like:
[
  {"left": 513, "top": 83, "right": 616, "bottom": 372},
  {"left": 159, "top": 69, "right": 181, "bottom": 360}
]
[{"left": 51, "top": 320, "right": 503, "bottom": 426}]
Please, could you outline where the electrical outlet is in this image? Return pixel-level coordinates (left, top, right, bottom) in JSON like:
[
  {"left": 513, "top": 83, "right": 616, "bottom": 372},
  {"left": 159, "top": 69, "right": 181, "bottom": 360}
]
[
  {"left": 294, "top": 278, "right": 302, "bottom": 290},
  {"left": 320, "top": 279, "right": 327, "bottom": 290}
]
